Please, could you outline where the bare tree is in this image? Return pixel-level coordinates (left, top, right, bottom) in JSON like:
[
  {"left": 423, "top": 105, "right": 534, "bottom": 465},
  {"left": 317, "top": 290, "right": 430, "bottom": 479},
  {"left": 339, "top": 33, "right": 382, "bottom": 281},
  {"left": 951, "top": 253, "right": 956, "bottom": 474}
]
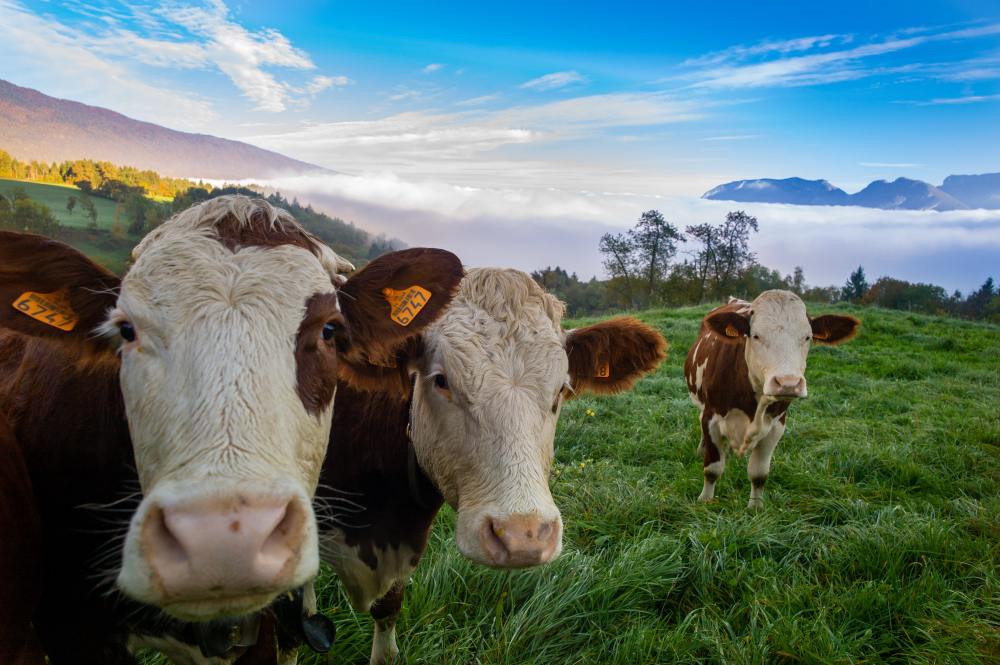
[
  {"left": 600, "top": 210, "right": 684, "bottom": 308},
  {"left": 599, "top": 232, "right": 639, "bottom": 307},
  {"left": 686, "top": 210, "right": 759, "bottom": 301}
]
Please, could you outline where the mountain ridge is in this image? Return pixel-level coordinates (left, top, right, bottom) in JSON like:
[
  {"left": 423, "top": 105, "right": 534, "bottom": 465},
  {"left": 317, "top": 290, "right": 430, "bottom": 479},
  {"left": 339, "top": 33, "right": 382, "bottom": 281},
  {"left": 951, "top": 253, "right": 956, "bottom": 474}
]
[
  {"left": 0, "top": 79, "right": 327, "bottom": 181},
  {"left": 702, "top": 174, "right": 998, "bottom": 211}
]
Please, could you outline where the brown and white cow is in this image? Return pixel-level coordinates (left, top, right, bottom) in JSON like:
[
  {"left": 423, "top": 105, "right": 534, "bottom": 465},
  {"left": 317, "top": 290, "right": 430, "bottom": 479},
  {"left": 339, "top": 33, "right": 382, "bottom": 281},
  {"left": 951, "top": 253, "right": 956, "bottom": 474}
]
[
  {"left": 0, "top": 196, "right": 463, "bottom": 660},
  {"left": 313, "top": 268, "right": 668, "bottom": 665},
  {"left": 684, "top": 290, "right": 859, "bottom": 509}
]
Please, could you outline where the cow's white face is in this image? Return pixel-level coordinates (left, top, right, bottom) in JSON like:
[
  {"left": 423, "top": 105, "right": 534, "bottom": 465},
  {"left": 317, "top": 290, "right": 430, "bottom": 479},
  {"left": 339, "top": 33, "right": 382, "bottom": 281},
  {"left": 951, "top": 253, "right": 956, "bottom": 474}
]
[
  {"left": 113, "top": 197, "right": 351, "bottom": 620},
  {"left": 409, "top": 269, "right": 567, "bottom": 568},
  {"left": 743, "top": 291, "right": 814, "bottom": 399}
]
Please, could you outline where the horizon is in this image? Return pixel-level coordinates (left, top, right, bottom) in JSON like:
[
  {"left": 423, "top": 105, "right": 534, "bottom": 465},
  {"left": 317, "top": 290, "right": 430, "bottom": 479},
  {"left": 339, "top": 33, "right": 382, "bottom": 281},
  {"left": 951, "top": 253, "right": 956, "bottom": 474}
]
[{"left": 1, "top": 0, "right": 998, "bottom": 292}]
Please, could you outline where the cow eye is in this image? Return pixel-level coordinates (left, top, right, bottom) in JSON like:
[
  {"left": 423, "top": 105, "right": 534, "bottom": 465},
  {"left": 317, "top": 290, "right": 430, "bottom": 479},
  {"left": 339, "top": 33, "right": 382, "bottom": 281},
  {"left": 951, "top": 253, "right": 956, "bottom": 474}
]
[
  {"left": 752, "top": 333, "right": 761, "bottom": 341},
  {"left": 434, "top": 374, "right": 449, "bottom": 390},
  {"left": 119, "top": 321, "right": 136, "bottom": 342},
  {"left": 322, "top": 322, "right": 336, "bottom": 341}
]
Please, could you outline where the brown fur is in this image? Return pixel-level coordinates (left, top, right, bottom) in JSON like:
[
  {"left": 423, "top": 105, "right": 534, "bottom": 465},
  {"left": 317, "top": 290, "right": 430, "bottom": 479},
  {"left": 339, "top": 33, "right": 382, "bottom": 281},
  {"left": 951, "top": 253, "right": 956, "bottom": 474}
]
[
  {"left": 810, "top": 314, "right": 861, "bottom": 345},
  {"left": 337, "top": 248, "right": 465, "bottom": 363},
  {"left": 566, "top": 317, "right": 667, "bottom": 396},
  {"left": 0, "top": 408, "right": 45, "bottom": 665},
  {"left": 0, "top": 232, "right": 120, "bottom": 342},
  {"left": 294, "top": 293, "right": 345, "bottom": 416},
  {"left": 212, "top": 209, "right": 324, "bottom": 257}
]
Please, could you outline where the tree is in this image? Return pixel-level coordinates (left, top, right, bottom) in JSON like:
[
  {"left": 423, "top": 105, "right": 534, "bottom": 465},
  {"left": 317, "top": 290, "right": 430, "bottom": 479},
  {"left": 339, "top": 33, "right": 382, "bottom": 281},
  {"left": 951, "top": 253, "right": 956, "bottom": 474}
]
[
  {"left": 841, "top": 266, "right": 868, "bottom": 302},
  {"left": 0, "top": 199, "right": 60, "bottom": 238},
  {"left": 791, "top": 266, "right": 805, "bottom": 295},
  {"left": 631, "top": 210, "right": 684, "bottom": 306},
  {"left": 686, "top": 210, "right": 759, "bottom": 301},
  {"left": 67, "top": 195, "right": 77, "bottom": 215},
  {"left": 599, "top": 231, "right": 640, "bottom": 308}
]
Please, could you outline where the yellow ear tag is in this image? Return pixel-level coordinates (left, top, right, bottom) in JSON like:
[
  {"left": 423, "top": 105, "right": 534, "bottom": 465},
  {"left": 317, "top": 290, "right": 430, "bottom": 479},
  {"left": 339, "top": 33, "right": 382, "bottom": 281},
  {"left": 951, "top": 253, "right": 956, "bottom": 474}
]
[
  {"left": 814, "top": 331, "right": 829, "bottom": 340},
  {"left": 382, "top": 286, "right": 431, "bottom": 326},
  {"left": 596, "top": 362, "right": 610, "bottom": 378},
  {"left": 367, "top": 353, "right": 397, "bottom": 368},
  {"left": 12, "top": 290, "right": 78, "bottom": 331},
  {"left": 725, "top": 324, "right": 740, "bottom": 338}
]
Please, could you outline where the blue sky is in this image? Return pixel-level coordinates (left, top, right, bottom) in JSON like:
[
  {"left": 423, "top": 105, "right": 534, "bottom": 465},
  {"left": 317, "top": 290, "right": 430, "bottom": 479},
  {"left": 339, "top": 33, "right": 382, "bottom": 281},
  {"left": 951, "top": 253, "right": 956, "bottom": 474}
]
[{"left": 1, "top": 0, "right": 998, "bottom": 290}]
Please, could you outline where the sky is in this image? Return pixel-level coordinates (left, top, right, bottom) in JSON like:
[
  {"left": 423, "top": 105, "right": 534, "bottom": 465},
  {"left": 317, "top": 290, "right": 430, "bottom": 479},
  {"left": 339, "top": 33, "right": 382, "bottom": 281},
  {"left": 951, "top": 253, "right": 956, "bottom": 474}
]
[{"left": 1, "top": 0, "right": 998, "bottom": 292}]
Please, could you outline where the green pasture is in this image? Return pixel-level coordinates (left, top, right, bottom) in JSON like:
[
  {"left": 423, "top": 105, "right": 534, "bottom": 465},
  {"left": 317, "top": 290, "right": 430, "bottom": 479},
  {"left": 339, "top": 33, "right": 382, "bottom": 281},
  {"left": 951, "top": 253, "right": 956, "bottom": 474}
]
[
  {"left": 0, "top": 178, "right": 122, "bottom": 230},
  {"left": 279, "top": 303, "right": 997, "bottom": 665}
]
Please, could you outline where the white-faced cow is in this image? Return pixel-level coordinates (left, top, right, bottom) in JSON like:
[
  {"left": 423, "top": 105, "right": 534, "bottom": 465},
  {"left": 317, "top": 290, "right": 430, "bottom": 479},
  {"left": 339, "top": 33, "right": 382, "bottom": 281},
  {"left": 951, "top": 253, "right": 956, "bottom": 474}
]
[
  {"left": 0, "top": 196, "right": 464, "bottom": 662},
  {"left": 684, "top": 290, "right": 859, "bottom": 509},
  {"left": 301, "top": 268, "right": 668, "bottom": 665}
]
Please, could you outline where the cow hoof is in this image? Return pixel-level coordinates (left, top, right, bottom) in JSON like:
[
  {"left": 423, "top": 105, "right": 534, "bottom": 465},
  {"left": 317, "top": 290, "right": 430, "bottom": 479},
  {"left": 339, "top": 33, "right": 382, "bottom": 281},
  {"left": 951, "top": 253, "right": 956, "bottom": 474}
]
[{"left": 747, "top": 498, "right": 763, "bottom": 511}]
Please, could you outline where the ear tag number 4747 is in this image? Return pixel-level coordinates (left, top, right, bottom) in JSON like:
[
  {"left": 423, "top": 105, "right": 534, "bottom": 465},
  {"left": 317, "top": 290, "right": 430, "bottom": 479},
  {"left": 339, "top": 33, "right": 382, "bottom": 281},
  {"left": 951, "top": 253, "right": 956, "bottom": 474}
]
[{"left": 12, "top": 290, "right": 78, "bottom": 331}]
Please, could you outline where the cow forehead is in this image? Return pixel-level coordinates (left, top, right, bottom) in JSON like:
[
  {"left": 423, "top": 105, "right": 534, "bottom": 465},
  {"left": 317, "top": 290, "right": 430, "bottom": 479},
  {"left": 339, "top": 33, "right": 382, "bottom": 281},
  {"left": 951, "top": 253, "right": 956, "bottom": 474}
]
[
  {"left": 750, "top": 290, "right": 810, "bottom": 335},
  {"left": 120, "top": 240, "right": 336, "bottom": 336}
]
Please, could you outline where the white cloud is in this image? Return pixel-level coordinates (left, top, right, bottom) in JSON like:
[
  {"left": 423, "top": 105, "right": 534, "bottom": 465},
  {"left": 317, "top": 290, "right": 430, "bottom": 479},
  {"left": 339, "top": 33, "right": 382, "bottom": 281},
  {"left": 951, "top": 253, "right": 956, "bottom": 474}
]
[
  {"left": 0, "top": 0, "right": 345, "bottom": 120},
  {"left": 456, "top": 93, "right": 501, "bottom": 106},
  {"left": 520, "top": 70, "right": 587, "bottom": 90},
  {"left": 423, "top": 63, "right": 444, "bottom": 73},
  {"left": 682, "top": 34, "right": 853, "bottom": 68},
  {"left": 916, "top": 93, "right": 1000, "bottom": 105}
]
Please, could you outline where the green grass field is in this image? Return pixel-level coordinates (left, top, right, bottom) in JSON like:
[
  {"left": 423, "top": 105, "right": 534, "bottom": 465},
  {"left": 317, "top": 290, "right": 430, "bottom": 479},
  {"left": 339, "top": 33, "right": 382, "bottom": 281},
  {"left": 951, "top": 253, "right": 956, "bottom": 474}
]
[
  {"left": 254, "top": 303, "right": 997, "bottom": 665},
  {"left": 0, "top": 178, "right": 141, "bottom": 272}
]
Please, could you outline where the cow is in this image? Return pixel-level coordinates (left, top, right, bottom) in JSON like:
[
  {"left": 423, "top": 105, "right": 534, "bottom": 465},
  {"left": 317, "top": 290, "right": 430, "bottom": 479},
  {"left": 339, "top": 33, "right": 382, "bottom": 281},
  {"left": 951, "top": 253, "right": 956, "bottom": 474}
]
[
  {"left": 0, "top": 195, "right": 464, "bottom": 663},
  {"left": 292, "top": 268, "right": 669, "bottom": 665},
  {"left": 684, "top": 290, "right": 859, "bottom": 509}
]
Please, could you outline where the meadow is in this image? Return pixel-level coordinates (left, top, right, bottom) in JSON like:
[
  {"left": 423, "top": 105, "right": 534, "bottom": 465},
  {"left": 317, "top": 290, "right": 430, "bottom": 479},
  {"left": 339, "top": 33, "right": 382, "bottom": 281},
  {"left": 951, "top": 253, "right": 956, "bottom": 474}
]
[{"left": 250, "top": 302, "right": 1000, "bottom": 665}]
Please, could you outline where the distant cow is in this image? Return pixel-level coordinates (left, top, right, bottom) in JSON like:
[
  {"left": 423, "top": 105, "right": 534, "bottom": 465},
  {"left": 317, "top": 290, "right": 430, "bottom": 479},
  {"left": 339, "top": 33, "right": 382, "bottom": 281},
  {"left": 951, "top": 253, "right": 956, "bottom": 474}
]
[
  {"left": 301, "top": 268, "right": 668, "bottom": 665},
  {"left": 0, "top": 197, "right": 463, "bottom": 661},
  {"left": 684, "top": 291, "right": 859, "bottom": 509}
]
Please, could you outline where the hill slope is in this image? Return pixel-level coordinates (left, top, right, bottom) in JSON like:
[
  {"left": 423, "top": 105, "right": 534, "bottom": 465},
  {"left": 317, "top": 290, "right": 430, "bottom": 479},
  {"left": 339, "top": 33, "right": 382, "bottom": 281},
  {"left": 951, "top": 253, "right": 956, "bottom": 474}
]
[
  {"left": 940, "top": 172, "right": 1000, "bottom": 209},
  {"left": 0, "top": 79, "right": 326, "bottom": 180}
]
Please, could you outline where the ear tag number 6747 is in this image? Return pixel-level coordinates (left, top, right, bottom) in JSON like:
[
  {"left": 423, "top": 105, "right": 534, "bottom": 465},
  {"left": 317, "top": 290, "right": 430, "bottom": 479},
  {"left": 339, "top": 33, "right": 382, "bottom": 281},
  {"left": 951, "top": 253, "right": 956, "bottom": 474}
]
[{"left": 12, "top": 290, "right": 79, "bottom": 331}]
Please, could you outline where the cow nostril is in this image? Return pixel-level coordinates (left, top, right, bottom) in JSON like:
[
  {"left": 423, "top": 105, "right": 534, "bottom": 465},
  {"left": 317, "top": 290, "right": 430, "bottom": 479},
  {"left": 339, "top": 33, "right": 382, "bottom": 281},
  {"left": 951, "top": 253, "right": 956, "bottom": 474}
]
[
  {"left": 147, "top": 504, "right": 188, "bottom": 566},
  {"left": 260, "top": 500, "right": 301, "bottom": 561},
  {"left": 481, "top": 519, "right": 509, "bottom": 566}
]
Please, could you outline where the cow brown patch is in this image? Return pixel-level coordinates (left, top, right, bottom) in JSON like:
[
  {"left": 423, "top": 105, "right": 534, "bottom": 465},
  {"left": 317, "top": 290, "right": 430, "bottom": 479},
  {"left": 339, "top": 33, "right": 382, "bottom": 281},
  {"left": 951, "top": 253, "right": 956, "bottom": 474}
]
[
  {"left": 212, "top": 207, "right": 324, "bottom": 257},
  {"left": 751, "top": 475, "right": 768, "bottom": 489},
  {"left": 295, "top": 293, "right": 345, "bottom": 417},
  {"left": 810, "top": 314, "right": 861, "bottom": 345}
]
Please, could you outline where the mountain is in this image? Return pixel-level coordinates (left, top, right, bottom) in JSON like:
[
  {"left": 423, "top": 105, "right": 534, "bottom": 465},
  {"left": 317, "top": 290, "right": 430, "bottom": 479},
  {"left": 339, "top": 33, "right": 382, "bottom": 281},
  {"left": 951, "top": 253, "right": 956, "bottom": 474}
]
[
  {"left": 849, "top": 177, "right": 969, "bottom": 211},
  {"left": 939, "top": 173, "right": 1000, "bottom": 210},
  {"left": 703, "top": 176, "right": 983, "bottom": 211},
  {"left": 702, "top": 177, "right": 849, "bottom": 206},
  {"left": 0, "top": 79, "right": 326, "bottom": 180}
]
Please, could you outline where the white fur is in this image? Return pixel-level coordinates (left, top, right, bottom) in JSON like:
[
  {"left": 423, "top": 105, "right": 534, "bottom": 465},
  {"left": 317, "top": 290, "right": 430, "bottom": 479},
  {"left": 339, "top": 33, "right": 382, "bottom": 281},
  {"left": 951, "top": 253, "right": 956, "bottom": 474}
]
[{"left": 114, "top": 196, "right": 351, "bottom": 619}]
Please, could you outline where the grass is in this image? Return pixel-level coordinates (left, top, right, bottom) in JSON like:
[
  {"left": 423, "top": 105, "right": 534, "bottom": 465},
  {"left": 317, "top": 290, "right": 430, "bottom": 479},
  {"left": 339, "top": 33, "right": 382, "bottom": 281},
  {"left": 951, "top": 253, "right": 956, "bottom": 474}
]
[
  {"left": 277, "top": 303, "right": 1000, "bottom": 665},
  {"left": 0, "top": 178, "right": 140, "bottom": 272}
]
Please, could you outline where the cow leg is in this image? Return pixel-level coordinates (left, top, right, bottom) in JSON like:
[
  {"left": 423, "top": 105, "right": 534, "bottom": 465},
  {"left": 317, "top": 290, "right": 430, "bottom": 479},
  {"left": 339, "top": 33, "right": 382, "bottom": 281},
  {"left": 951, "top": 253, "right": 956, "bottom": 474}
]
[
  {"left": 698, "top": 416, "right": 726, "bottom": 501},
  {"left": 369, "top": 580, "right": 405, "bottom": 665},
  {"left": 746, "top": 421, "right": 784, "bottom": 510}
]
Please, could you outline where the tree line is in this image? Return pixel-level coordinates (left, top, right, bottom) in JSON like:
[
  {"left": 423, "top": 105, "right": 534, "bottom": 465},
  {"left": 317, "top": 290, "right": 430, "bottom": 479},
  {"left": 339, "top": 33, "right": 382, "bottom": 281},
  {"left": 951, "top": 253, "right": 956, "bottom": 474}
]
[{"left": 533, "top": 209, "right": 998, "bottom": 323}]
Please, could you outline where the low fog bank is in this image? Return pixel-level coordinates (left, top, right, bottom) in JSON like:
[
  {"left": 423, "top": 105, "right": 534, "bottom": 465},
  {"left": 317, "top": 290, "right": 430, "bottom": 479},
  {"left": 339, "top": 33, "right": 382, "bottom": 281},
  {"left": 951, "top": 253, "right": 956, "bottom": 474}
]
[{"left": 226, "top": 172, "right": 1000, "bottom": 294}]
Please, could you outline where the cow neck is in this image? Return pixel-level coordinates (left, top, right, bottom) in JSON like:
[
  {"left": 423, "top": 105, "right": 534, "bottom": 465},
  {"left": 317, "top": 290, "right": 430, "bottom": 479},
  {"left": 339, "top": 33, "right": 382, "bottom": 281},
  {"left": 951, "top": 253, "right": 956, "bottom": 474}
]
[{"left": 406, "top": 374, "right": 442, "bottom": 510}]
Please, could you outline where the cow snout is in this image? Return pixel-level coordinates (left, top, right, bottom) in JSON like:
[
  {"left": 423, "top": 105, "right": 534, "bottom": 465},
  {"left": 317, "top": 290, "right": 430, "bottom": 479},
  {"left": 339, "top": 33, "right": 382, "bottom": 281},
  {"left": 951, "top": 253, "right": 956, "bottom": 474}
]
[
  {"left": 479, "top": 514, "right": 562, "bottom": 568},
  {"left": 141, "top": 496, "right": 305, "bottom": 604},
  {"left": 765, "top": 374, "right": 806, "bottom": 398}
]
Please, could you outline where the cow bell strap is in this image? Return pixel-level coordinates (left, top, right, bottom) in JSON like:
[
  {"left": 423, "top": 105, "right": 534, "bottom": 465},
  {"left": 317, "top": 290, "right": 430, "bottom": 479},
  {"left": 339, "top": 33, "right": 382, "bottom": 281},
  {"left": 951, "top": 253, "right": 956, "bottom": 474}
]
[{"left": 406, "top": 376, "right": 443, "bottom": 510}]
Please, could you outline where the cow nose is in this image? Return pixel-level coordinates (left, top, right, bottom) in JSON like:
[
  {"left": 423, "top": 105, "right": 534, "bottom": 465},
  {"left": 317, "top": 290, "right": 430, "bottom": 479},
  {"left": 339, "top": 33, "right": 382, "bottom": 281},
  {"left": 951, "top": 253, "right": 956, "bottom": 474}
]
[
  {"left": 479, "top": 514, "right": 562, "bottom": 568},
  {"left": 142, "top": 496, "right": 304, "bottom": 602},
  {"left": 767, "top": 374, "right": 806, "bottom": 397}
]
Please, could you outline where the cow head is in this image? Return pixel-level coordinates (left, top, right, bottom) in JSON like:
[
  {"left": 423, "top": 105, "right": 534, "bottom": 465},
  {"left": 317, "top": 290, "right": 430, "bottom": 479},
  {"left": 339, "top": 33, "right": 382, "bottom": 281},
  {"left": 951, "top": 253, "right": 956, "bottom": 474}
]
[
  {"left": 704, "top": 290, "right": 859, "bottom": 399},
  {"left": 0, "top": 196, "right": 463, "bottom": 620},
  {"left": 344, "top": 268, "right": 666, "bottom": 569}
]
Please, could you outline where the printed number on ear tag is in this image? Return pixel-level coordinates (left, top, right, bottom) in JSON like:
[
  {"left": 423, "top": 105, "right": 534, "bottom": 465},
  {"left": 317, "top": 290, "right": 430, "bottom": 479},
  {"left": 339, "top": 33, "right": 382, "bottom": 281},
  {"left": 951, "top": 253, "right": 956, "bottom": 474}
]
[
  {"left": 725, "top": 324, "right": 740, "bottom": 338},
  {"left": 596, "top": 363, "right": 610, "bottom": 378},
  {"left": 12, "top": 290, "right": 78, "bottom": 331},
  {"left": 367, "top": 353, "right": 397, "bottom": 368},
  {"left": 382, "top": 286, "right": 432, "bottom": 326}
]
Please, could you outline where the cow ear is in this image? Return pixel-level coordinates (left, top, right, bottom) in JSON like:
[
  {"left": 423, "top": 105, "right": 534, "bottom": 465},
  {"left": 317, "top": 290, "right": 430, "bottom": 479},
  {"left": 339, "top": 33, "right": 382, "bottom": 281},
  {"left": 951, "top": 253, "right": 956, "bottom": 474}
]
[
  {"left": 0, "top": 232, "right": 120, "bottom": 343},
  {"left": 564, "top": 317, "right": 666, "bottom": 397},
  {"left": 337, "top": 337, "right": 422, "bottom": 400},
  {"left": 337, "top": 247, "right": 463, "bottom": 363},
  {"left": 810, "top": 314, "right": 860, "bottom": 345},
  {"left": 704, "top": 309, "right": 750, "bottom": 341}
]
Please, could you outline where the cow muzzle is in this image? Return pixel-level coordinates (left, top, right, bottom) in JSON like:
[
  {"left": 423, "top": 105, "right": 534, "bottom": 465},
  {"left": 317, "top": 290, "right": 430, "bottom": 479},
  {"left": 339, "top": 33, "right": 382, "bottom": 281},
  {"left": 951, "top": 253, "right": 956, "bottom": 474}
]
[
  {"left": 764, "top": 374, "right": 807, "bottom": 399},
  {"left": 121, "top": 492, "right": 314, "bottom": 619},
  {"left": 478, "top": 513, "right": 562, "bottom": 568}
]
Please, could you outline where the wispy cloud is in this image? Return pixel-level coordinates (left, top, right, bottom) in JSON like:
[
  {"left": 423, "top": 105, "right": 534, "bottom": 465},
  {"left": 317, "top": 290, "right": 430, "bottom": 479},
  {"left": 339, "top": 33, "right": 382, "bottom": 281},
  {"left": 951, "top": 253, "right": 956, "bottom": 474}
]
[
  {"left": 0, "top": 0, "right": 347, "bottom": 121},
  {"left": 678, "top": 23, "right": 1000, "bottom": 90},
  {"left": 456, "top": 93, "right": 502, "bottom": 106},
  {"left": 520, "top": 70, "right": 587, "bottom": 90},
  {"left": 423, "top": 63, "right": 444, "bottom": 73},
  {"left": 916, "top": 93, "right": 1000, "bottom": 105}
]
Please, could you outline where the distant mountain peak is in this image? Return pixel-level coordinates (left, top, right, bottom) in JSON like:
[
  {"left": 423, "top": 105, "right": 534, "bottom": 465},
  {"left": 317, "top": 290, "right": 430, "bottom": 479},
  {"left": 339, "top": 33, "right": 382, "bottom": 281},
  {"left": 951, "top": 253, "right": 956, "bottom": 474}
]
[
  {"left": 702, "top": 174, "right": 986, "bottom": 211},
  {"left": 0, "top": 79, "right": 328, "bottom": 180}
]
